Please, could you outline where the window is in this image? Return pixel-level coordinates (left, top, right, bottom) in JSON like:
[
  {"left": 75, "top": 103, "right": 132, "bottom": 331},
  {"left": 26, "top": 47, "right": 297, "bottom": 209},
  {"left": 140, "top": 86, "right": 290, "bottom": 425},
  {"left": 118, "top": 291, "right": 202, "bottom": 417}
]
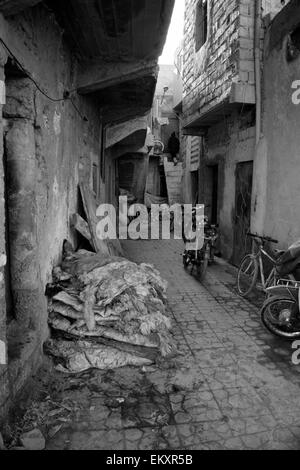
[{"left": 195, "top": 0, "right": 208, "bottom": 52}]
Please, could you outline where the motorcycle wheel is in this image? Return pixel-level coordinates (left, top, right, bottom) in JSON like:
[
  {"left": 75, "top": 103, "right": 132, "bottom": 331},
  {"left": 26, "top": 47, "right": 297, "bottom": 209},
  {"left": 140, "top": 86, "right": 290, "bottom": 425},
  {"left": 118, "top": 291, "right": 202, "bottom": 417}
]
[
  {"left": 237, "top": 255, "right": 259, "bottom": 297},
  {"left": 261, "top": 295, "right": 300, "bottom": 339}
]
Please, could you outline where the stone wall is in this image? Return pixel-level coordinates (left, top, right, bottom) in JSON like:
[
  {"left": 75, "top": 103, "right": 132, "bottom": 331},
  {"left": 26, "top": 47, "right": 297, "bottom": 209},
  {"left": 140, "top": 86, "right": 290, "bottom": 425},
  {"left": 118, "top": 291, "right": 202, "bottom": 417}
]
[{"left": 0, "top": 4, "right": 106, "bottom": 420}]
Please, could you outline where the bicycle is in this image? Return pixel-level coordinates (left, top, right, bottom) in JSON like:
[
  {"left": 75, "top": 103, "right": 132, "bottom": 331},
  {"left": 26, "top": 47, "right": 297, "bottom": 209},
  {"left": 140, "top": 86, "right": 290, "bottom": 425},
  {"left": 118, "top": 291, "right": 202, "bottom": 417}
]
[{"left": 237, "top": 232, "right": 283, "bottom": 297}]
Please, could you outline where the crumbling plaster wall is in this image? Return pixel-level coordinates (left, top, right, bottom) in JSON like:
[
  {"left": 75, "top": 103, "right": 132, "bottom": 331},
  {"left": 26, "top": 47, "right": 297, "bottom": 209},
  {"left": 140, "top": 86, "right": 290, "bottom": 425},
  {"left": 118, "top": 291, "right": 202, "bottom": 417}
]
[
  {"left": 0, "top": 3, "right": 105, "bottom": 417},
  {"left": 260, "top": 8, "right": 300, "bottom": 249},
  {"left": 5, "top": 4, "right": 104, "bottom": 282}
]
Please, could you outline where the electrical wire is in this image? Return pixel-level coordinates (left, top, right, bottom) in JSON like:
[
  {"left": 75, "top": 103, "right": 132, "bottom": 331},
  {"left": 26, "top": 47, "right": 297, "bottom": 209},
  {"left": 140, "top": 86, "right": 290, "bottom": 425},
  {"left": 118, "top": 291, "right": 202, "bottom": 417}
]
[
  {"left": 0, "top": 37, "right": 64, "bottom": 102},
  {"left": 0, "top": 37, "right": 88, "bottom": 121},
  {"left": 70, "top": 98, "right": 88, "bottom": 122}
]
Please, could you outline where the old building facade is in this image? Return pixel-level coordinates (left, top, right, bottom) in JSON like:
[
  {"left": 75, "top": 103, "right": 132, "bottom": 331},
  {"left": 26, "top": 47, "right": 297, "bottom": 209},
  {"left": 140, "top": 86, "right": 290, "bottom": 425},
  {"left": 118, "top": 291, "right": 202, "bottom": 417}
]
[
  {"left": 181, "top": 0, "right": 292, "bottom": 264},
  {"left": 0, "top": 0, "right": 174, "bottom": 422}
]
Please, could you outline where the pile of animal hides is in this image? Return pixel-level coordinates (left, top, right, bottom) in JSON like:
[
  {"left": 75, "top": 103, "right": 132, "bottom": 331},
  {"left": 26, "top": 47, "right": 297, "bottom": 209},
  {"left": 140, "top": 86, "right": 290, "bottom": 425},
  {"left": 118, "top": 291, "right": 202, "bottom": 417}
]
[{"left": 45, "top": 242, "right": 176, "bottom": 373}]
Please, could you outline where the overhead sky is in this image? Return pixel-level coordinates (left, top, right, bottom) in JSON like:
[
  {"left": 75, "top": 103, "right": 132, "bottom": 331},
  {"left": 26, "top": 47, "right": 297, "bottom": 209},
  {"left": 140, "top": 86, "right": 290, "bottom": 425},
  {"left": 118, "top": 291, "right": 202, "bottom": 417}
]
[{"left": 159, "top": 0, "right": 185, "bottom": 65}]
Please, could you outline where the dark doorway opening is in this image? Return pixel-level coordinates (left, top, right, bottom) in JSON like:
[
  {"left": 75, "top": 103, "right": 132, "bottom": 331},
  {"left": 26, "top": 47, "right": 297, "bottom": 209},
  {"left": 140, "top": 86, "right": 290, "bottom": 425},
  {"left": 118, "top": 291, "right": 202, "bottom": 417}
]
[
  {"left": 159, "top": 164, "right": 168, "bottom": 198},
  {"left": 195, "top": 0, "right": 208, "bottom": 52},
  {"left": 232, "top": 161, "right": 253, "bottom": 266},
  {"left": 118, "top": 160, "right": 134, "bottom": 193},
  {"left": 205, "top": 164, "right": 219, "bottom": 225},
  {"left": 191, "top": 170, "right": 199, "bottom": 205}
]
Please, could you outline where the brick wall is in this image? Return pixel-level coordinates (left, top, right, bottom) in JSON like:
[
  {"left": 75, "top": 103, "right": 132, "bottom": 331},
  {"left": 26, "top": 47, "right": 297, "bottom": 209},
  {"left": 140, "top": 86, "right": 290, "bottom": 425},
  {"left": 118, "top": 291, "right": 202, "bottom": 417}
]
[
  {"left": 182, "top": 0, "right": 291, "bottom": 123},
  {"left": 183, "top": 0, "right": 251, "bottom": 122}
]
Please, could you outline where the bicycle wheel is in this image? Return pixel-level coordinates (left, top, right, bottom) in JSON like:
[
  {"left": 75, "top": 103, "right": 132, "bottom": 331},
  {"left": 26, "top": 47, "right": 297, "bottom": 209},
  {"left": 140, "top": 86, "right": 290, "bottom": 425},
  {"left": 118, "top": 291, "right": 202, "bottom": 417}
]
[
  {"left": 261, "top": 296, "right": 300, "bottom": 339},
  {"left": 237, "top": 254, "right": 259, "bottom": 297}
]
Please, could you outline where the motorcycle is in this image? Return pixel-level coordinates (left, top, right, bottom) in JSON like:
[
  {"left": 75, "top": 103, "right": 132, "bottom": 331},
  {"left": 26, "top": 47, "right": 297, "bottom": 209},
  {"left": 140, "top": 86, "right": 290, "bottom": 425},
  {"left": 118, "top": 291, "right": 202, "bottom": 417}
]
[
  {"left": 182, "top": 210, "right": 219, "bottom": 280},
  {"left": 261, "top": 239, "right": 300, "bottom": 339}
]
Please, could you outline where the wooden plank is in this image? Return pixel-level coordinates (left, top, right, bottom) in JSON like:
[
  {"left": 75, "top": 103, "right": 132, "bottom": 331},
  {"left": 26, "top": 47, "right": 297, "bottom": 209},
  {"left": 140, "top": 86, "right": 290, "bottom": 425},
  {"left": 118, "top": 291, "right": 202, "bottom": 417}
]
[
  {"left": 79, "top": 183, "right": 124, "bottom": 257},
  {"left": 70, "top": 213, "right": 92, "bottom": 243},
  {"left": 79, "top": 183, "right": 110, "bottom": 256}
]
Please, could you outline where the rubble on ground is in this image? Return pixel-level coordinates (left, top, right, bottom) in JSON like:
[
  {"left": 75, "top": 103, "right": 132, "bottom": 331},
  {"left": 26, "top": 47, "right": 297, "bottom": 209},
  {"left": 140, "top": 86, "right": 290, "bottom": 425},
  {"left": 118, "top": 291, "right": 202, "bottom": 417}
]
[
  {"left": 19, "top": 428, "right": 45, "bottom": 451},
  {"left": 0, "top": 432, "right": 6, "bottom": 450},
  {"left": 45, "top": 242, "right": 176, "bottom": 373},
  {"left": 2, "top": 391, "right": 79, "bottom": 450}
]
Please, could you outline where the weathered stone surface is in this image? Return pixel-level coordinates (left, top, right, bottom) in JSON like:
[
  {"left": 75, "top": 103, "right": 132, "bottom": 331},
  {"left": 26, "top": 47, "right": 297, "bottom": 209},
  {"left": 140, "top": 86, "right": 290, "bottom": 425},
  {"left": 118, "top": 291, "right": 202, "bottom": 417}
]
[
  {"left": 20, "top": 429, "right": 45, "bottom": 450},
  {"left": 0, "top": 432, "right": 6, "bottom": 450}
]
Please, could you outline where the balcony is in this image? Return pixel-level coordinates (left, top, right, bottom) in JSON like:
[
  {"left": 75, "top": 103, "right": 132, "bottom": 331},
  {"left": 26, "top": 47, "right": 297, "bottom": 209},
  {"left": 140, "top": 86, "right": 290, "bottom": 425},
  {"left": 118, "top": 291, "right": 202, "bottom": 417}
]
[
  {"left": 182, "top": 0, "right": 256, "bottom": 134},
  {"left": 0, "top": 0, "right": 175, "bottom": 124}
]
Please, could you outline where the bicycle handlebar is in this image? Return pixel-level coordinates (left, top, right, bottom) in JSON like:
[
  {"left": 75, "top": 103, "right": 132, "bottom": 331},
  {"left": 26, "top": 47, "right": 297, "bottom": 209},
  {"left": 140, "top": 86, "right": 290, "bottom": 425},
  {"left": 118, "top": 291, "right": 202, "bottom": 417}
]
[{"left": 247, "top": 232, "right": 278, "bottom": 244}]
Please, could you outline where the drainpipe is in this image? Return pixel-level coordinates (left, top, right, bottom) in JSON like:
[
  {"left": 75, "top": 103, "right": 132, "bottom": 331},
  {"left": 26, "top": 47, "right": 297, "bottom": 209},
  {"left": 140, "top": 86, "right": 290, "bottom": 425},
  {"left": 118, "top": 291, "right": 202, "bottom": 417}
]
[
  {"left": 251, "top": 0, "right": 268, "bottom": 236},
  {"left": 254, "top": 0, "right": 262, "bottom": 144}
]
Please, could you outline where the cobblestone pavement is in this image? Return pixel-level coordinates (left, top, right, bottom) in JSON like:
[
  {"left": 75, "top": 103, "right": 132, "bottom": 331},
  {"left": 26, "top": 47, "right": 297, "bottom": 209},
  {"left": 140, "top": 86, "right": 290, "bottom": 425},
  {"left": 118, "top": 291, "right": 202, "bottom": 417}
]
[{"left": 35, "top": 240, "right": 300, "bottom": 449}]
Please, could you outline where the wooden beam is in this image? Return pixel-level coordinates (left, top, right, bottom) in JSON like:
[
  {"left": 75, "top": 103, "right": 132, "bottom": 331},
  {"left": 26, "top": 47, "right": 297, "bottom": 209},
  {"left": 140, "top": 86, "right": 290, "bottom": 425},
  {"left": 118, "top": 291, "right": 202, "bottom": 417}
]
[
  {"left": 182, "top": 128, "right": 206, "bottom": 136},
  {"left": 105, "top": 117, "right": 148, "bottom": 149},
  {"left": 77, "top": 60, "right": 158, "bottom": 95},
  {"left": 70, "top": 214, "right": 92, "bottom": 243},
  {"left": 0, "top": 0, "right": 41, "bottom": 16}
]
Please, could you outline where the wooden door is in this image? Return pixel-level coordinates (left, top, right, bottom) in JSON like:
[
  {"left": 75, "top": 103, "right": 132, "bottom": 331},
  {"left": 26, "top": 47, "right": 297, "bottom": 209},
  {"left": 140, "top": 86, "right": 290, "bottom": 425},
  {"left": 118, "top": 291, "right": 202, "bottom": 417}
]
[{"left": 232, "top": 161, "right": 253, "bottom": 266}]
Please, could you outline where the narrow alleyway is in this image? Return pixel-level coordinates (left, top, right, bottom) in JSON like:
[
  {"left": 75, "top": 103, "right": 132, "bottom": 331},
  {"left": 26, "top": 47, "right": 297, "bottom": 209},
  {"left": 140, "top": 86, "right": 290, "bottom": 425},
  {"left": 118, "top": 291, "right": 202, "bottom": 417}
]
[{"left": 13, "top": 239, "right": 300, "bottom": 451}]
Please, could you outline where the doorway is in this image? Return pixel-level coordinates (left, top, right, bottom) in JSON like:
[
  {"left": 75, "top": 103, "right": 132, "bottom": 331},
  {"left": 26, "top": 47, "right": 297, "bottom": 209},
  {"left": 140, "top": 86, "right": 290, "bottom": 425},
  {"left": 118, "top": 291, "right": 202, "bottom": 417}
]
[
  {"left": 190, "top": 170, "right": 199, "bottom": 205},
  {"left": 205, "top": 164, "right": 219, "bottom": 224},
  {"left": 232, "top": 161, "right": 253, "bottom": 266}
]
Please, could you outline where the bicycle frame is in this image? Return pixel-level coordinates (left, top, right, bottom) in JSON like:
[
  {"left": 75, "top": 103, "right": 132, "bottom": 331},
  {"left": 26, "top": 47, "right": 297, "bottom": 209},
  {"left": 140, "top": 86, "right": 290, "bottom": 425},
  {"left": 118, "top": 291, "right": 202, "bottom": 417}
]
[{"left": 256, "top": 246, "right": 277, "bottom": 291}]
